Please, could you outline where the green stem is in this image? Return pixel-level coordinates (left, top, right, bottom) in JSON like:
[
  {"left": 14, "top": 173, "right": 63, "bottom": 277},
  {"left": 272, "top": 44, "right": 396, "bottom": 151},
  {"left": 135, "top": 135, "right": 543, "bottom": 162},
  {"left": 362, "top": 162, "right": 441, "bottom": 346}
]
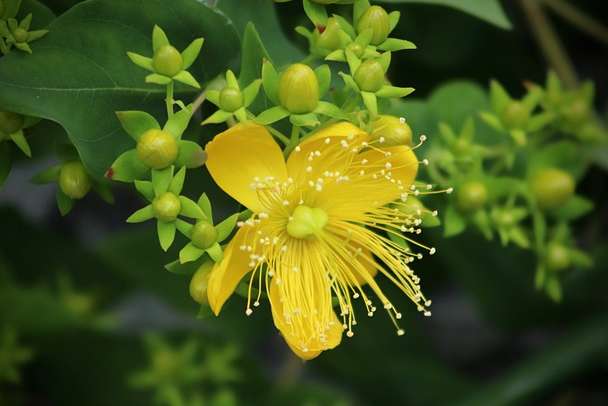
[
  {"left": 267, "top": 126, "right": 291, "bottom": 146},
  {"left": 166, "top": 82, "right": 175, "bottom": 119},
  {"left": 283, "top": 125, "right": 300, "bottom": 157},
  {"left": 542, "top": 0, "right": 608, "bottom": 46},
  {"left": 519, "top": 0, "right": 578, "bottom": 88}
]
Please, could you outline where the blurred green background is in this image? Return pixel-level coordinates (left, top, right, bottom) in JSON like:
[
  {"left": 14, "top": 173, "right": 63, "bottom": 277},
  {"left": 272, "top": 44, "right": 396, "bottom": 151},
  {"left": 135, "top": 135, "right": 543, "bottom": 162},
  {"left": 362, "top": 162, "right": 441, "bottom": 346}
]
[{"left": 1, "top": 0, "right": 607, "bottom": 405}]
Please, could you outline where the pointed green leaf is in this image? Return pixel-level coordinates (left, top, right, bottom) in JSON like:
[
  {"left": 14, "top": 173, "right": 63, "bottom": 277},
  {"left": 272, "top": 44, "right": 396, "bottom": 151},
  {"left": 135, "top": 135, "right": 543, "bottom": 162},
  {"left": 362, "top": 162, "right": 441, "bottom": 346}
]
[
  {"left": 56, "top": 189, "right": 74, "bottom": 216},
  {"left": 239, "top": 22, "right": 271, "bottom": 88},
  {"left": 255, "top": 106, "right": 289, "bottom": 125},
  {"left": 26, "top": 30, "right": 48, "bottom": 42},
  {"left": 206, "top": 90, "right": 221, "bottom": 106},
  {"left": 206, "top": 242, "right": 223, "bottom": 262},
  {"left": 173, "top": 70, "right": 200, "bottom": 89},
  {"left": 216, "top": 213, "right": 239, "bottom": 242},
  {"left": 378, "top": 38, "right": 416, "bottom": 52},
  {"left": 262, "top": 59, "right": 279, "bottom": 105},
  {"left": 163, "top": 105, "right": 192, "bottom": 139},
  {"left": 179, "top": 242, "right": 205, "bottom": 264},
  {"left": 290, "top": 113, "right": 320, "bottom": 128},
  {"left": 355, "top": 28, "right": 373, "bottom": 48},
  {"left": 157, "top": 220, "right": 176, "bottom": 251},
  {"left": 176, "top": 140, "right": 206, "bottom": 169},
  {"left": 165, "top": 259, "right": 200, "bottom": 276},
  {"left": 10, "top": 130, "right": 31, "bottom": 157},
  {"left": 303, "top": 0, "right": 328, "bottom": 26},
  {"left": 134, "top": 180, "right": 155, "bottom": 201},
  {"left": 145, "top": 73, "right": 172, "bottom": 85},
  {"left": 116, "top": 111, "right": 160, "bottom": 141},
  {"left": 388, "top": 11, "right": 401, "bottom": 32},
  {"left": 234, "top": 107, "right": 248, "bottom": 122},
  {"left": 14, "top": 42, "right": 33, "bottom": 54},
  {"left": 345, "top": 49, "right": 361, "bottom": 74},
  {"left": 325, "top": 49, "right": 346, "bottom": 62},
  {"left": 108, "top": 149, "right": 148, "bottom": 183},
  {"left": 354, "top": 0, "right": 371, "bottom": 24},
  {"left": 361, "top": 92, "right": 378, "bottom": 118},
  {"left": 315, "top": 65, "right": 331, "bottom": 98},
  {"left": 315, "top": 102, "right": 347, "bottom": 120},
  {"left": 127, "top": 205, "right": 154, "bottom": 223},
  {"left": 19, "top": 14, "right": 32, "bottom": 31},
  {"left": 546, "top": 277, "right": 562, "bottom": 302},
  {"left": 152, "top": 25, "right": 170, "bottom": 52},
  {"left": 169, "top": 166, "right": 186, "bottom": 195},
  {"left": 126, "top": 52, "right": 154, "bottom": 71},
  {"left": 31, "top": 165, "right": 61, "bottom": 184},
  {"left": 94, "top": 183, "right": 114, "bottom": 204},
  {"left": 527, "top": 112, "right": 554, "bottom": 133},
  {"left": 152, "top": 166, "right": 174, "bottom": 196},
  {"left": 175, "top": 218, "right": 194, "bottom": 237},
  {"left": 295, "top": 26, "right": 312, "bottom": 39},
  {"left": 490, "top": 80, "right": 511, "bottom": 113},
  {"left": 376, "top": 85, "right": 415, "bottom": 99},
  {"left": 553, "top": 195, "right": 593, "bottom": 221},
  {"left": 438, "top": 122, "right": 456, "bottom": 144},
  {"left": 179, "top": 196, "right": 206, "bottom": 219},
  {"left": 339, "top": 72, "right": 360, "bottom": 92},
  {"left": 377, "top": 52, "right": 391, "bottom": 73},
  {"left": 569, "top": 249, "right": 593, "bottom": 268},
  {"left": 332, "top": 14, "right": 356, "bottom": 39},
  {"left": 243, "top": 79, "right": 262, "bottom": 107},
  {"left": 198, "top": 193, "right": 213, "bottom": 221},
  {"left": 225, "top": 69, "right": 239, "bottom": 89},
  {"left": 181, "top": 38, "right": 204, "bottom": 70},
  {"left": 202, "top": 110, "right": 232, "bottom": 126},
  {"left": 479, "top": 112, "right": 504, "bottom": 132}
]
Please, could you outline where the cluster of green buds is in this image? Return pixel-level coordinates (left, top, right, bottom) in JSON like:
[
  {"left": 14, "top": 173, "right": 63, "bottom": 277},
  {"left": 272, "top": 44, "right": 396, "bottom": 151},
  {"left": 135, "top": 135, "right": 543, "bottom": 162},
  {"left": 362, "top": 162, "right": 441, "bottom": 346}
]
[
  {"left": 0, "top": 111, "right": 41, "bottom": 188},
  {"left": 429, "top": 72, "right": 601, "bottom": 301},
  {"left": 202, "top": 69, "right": 261, "bottom": 125},
  {"left": 0, "top": 0, "right": 47, "bottom": 55},
  {"left": 32, "top": 146, "right": 113, "bottom": 215},
  {"left": 130, "top": 334, "right": 239, "bottom": 406}
]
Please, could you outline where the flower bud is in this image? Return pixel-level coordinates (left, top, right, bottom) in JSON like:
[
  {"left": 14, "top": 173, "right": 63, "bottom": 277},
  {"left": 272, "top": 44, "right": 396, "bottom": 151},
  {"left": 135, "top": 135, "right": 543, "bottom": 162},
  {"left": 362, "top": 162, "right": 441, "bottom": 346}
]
[
  {"left": 313, "top": 17, "right": 342, "bottom": 55},
  {"left": 501, "top": 101, "right": 529, "bottom": 129},
  {"left": 152, "top": 192, "right": 181, "bottom": 222},
  {"left": 278, "top": 64, "right": 320, "bottom": 114},
  {"left": 356, "top": 5, "right": 391, "bottom": 46},
  {"left": 371, "top": 115, "right": 413, "bottom": 146},
  {"left": 546, "top": 242, "right": 570, "bottom": 272},
  {"left": 456, "top": 181, "right": 488, "bottom": 213},
  {"left": 0, "top": 111, "right": 24, "bottom": 134},
  {"left": 189, "top": 262, "right": 213, "bottom": 304},
  {"left": 530, "top": 168, "right": 575, "bottom": 210},
  {"left": 136, "top": 129, "right": 178, "bottom": 169},
  {"left": 59, "top": 161, "right": 92, "bottom": 199},
  {"left": 219, "top": 86, "right": 244, "bottom": 113},
  {"left": 191, "top": 221, "right": 218, "bottom": 249},
  {"left": 346, "top": 42, "right": 364, "bottom": 58},
  {"left": 13, "top": 28, "right": 28, "bottom": 43},
  {"left": 152, "top": 45, "right": 183, "bottom": 77},
  {"left": 354, "top": 59, "right": 385, "bottom": 93}
]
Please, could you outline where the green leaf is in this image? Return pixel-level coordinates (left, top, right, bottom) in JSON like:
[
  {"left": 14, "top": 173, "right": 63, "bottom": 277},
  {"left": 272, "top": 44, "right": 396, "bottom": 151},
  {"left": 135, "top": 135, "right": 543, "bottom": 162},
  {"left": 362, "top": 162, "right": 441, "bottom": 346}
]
[
  {"left": 428, "top": 81, "right": 489, "bottom": 130},
  {"left": 303, "top": 0, "right": 328, "bottom": 26},
  {"left": 256, "top": 106, "right": 289, "bottom": 125},
  {"left": 126, "top": 52, "right": 154, "bottom": 71},
  {"left": 239, "top": 23, "right": 271, "bottom": 89},
  {"left": 56, "top": 189, "right": 73, "bottom": 216},
  {"left": 198, "top": 193, "right": 213, "bottom": 221},
  {"left": 315, "top": 65, "right": 331, "bottom": 98},
  {"left": 361, "top": 92, "right": 378, "bottom": 118},
  {"left": 290, "top": 113, "right": 320, "bottom": 128},
  {"left": 179, "top": 196, "right": 206, "bottom": 219},
  {"left": 444, "top": 205, "right": 466, "bottom": 237},
  {"left": 201, "top": 110, "right": 232, "bottom": 126},
  {"left": 315, "top": 102, "right": 347, "bottom": 120},
  {"left": 0, "top": 0, "right": 239, "bottom": 177},
  {"left": 261, "top": 59, "right": 280, "bottom": 105},
  {"left": 173, "top": 70, "right": 200, "bottom": 89},
  {"left": 165, "top": 259, "right": 200, "bottom": 276},
  {"left": 215, "top": 213, "right": 239, "bottom": 242},
  {"left": 126, "top": 205, "right": 154, "bottom": 223},
  {"left": 242, "top": 79, "right": 262, "bottom": 107},
  {"left": 10, "top": 130, "right": 31, "bottom": 157},
  {"left": 94, "top": 182, "right": 114, "bottom": 204},
  {"left": 378, "top": 38, "right": 416, "bottom": 52},
  {"left": 376, "top": 85, "right": 415, "bottom": 99},
  {"left": 145, "top": 73, "right": 172, "bottom": 85},
  {"left": 489, "top": 80, "right": 511, "bottom": 113},
  {"left": 382, "top": 0, "right": 512, "bottom": 30},
  {"left": 157, "top": 221, "right": 176, "bottom": 252},
  {"left": 181, "top": 38, "right": 204, "bottom": 70},
  {"left": 169, "top": 166, "right": 186, "bottom": 195},
  {"left": 179, "top": 242, "right": 205, "bottom": 264},
  {"left": 108, "top": 149, "right": 148, "bottom": 183},
  {"left": 151, "top": 166, "right": 174, "bottom": 196},
  {"left": 206, "top": 242, "right": 223, "bottom": 262},
  {"left": 175, "top": 140, "right": 206, "bottom": 169},
  {"left": 152, "top": 25, "right": 170, "bottom": 52},
  {"left": 175, "top": 218, "right": 194, "bottom": 237},
  {"left": 163, "top": 106, "right": 192, "bottom": 139},
  {"left": 31, "top": 165, "right": 61, "bottom": 184},
  {"left": 552, "top": 195, "right": 593, "bottom": 221},
  {"left": 115, "top": 111, "right": 160, "bottom": 141}
]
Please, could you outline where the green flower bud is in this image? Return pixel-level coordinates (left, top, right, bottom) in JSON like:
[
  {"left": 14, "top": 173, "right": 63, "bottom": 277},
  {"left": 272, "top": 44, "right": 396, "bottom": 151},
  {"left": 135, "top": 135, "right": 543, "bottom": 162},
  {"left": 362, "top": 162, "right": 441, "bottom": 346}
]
[
  {"left": 219, "top": 86, "right": 244, "bottom": 113},
  {"left": 546, "top": 242, "right": 570, "bottom": 272},
  {"left": 152, "top": 45, "right": 183, "bottom": 77},
  {"left": 371, "top": 115, "right": 413, "bottom": 146},
  {"left": 356, "top": 5, "right": 391, "bottom": 46},
  {"left": 189, "top": 262, "right": 213, "bottom": 305},
  {"left": 191, "top": 221, "right": 218, "bottom": 249},
  {"left": 492, "top": 209, "right": 516, "bottom": 227},
  {"left": 314, "top": 18, "right": 342, "bottom": 55},
  {"left": 456, "top": 181, "right": 488, "bottom": 213},
  {"left": 13, "top": 28, "right": 28, "bottom": 43},
  {"left": 152, "top": 192, "right": 181, "bottom": 222},
  {"left": 501, "top": 101, "right": 530, "bottom": 129},
  {"left": 0, "top": 111, "right": 24, "bottom": 134},
  {"left": 136, "top": 129, "right": 178, "bottom": 170},
  {"left": 278, "top": 64, "right": 320, "bottom": 114},
  {"left": 354, "top": 59, "right": 385, "bottom": 93},
  {"left": 530, "top": 168, "right": 575, "bottom": 211},
  {"left": 59, "top": 161, "right": 92, "bottom": 200},
  {"left": 346, "top": 42, "right": 364, "bottom": 58}
]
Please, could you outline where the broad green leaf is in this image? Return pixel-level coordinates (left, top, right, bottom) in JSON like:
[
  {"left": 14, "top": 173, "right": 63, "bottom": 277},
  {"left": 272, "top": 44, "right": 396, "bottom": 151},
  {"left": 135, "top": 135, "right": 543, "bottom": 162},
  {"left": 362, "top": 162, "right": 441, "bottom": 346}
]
[
  {"left": 381, "top": 0, "right": 512, "bottom": 30},
  {"left": 0, "top": 0, "right": 239, "bottom": 177}
]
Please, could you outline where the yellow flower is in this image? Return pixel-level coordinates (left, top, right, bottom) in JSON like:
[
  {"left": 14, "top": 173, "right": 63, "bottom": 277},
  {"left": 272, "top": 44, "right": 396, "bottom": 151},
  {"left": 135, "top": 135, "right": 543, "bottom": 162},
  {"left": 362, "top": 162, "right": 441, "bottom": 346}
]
[{"left": 204, "top": 122, "right": 433, "bottom": 360}]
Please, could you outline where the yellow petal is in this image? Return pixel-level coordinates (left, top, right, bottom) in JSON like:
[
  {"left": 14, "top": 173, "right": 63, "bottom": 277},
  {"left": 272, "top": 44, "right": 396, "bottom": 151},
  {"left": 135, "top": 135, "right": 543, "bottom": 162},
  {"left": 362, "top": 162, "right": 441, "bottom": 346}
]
[
  {"left": 286, "top": 122, "right": 367, "bottom": 182},
  {"left": 317, "top": 145, "right": 419, "bottom": 215},
  {"left": 268, "top": 279, "right": 342, "bottom": 360},
  {"left": 207, "top": 226, "right": 254, "bottom": 315},
  {"left": 205, "top": 123, "right": 288, "bottom": 213}
]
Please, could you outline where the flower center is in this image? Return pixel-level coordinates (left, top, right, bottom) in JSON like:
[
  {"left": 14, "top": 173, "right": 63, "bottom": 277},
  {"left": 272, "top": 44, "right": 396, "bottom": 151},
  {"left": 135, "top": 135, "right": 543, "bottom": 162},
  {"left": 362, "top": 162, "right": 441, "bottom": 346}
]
[{"left": 286, "top": 205, "right": 328, "bottom": 239}]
